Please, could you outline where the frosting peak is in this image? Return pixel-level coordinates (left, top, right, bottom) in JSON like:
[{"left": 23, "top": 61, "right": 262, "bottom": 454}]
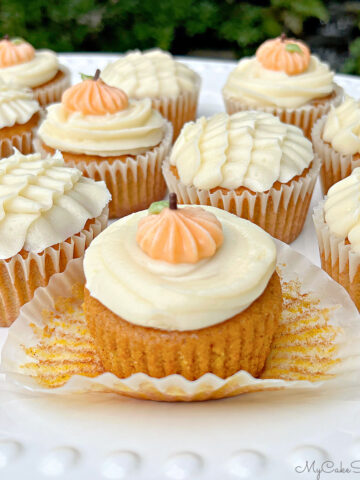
[
  {"left": 0, "top": 81, "right": 39, "bottom": 128},
  {"left": 0, "top": 38, "right": 35, "bottom": 68},
  {"left": 256, "top": 36, "right": 310, "bottom": 75}
]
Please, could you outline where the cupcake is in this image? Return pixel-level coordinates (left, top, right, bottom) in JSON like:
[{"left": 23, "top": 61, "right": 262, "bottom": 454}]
[
  {"left": 163, "top": 110, "right": 319, "bottom": 244},
  {"left": 37, "top": 70, "right": 173, "bottom": 219},
  {"left": 222, "top": 34, "right": 343, "bottom": 138},
  {"left": 313, "top": 169, "right": 360, "bottom": 310},
  {"left": 0, "top": 81, "right": 40, "bottom": 157},
  {"left": 0, "top": 149, "right": 111, "bottom": 327},
  {"left": 100, "top": 49, "right": 200, "bottom": 140},
  {"left": 0, "top": 36, "right": 70, "bottom": 107},
  {"left": 83, "top": 194, "right": 282, "bottom": 380},
  {"left": 312, "top": 96, "right": 360, "bottom": 194}
]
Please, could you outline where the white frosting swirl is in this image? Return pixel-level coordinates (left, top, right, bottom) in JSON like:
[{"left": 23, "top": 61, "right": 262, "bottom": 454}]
[
  {"left": 101, "top": 49, "right": 199, "bottom": 98},
  {"left": 323, "top": 96, "right": 360, "bottom": 155},
  {"left": 170, "top": 111, "right": 313, "bottom": 191},
  {"left": 0, "top": 50, "right": 59, "bottom": 88},
  {"left": 0, "top": 150, "right": 111, "bottom": 259},
  {"left": 0, "top": 82, "right": 39, "bottom": 128},
  {"left": 223, "top": 56, "right": 334, "bottom": 109},
  {"left": 84, "top": 206, "right": 277, "bottom": 331},
  {"left": 38, "top": 98, "right": 166, "bottom": 156}
]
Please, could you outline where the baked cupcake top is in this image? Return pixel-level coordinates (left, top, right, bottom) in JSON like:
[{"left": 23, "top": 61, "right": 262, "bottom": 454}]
[
  {"left": 170, "top": 111, "right": 313, "bottom": 191},
  {"left": 222, "top": 35, "right": 334, "bottom": 109},
  {"left": 0, "top": 81, "right": 39, "bottom": 128},
  {"left": 322, "top": 96, "right": 360, "bottom": 155},
  {"left": 0, "top": 149, "right": 111, "bottom": 260},
  {"left": 38, "top": 70, "right": 167, "bottom": 156},
  {"left": 101, "top": 49, "right": 199, "bottom": 98},
  {"left": 84, "top": 197, "right": 277, "bottom": 331},
  {"left": 0, "top": 37, "right": 59, "bottom": 88},
  {"left": 324, "top": 168, "right": 360, "bottom": 253}
]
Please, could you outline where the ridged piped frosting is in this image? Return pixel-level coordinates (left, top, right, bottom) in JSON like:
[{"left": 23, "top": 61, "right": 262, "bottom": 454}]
[
  {"left": 0, "top": 39, "right": 35, "bottom": 68},
  {"left": 0, "top": 82, "right": 39, "bottom": 128},
  {"left": 256, "top": 37, "right": 310, "bottom": 75}
]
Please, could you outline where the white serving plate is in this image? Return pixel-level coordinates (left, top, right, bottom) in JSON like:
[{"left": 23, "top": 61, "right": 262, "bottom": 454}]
[{"left": 0, "top": 55, "right": 360, "bottom": 480}]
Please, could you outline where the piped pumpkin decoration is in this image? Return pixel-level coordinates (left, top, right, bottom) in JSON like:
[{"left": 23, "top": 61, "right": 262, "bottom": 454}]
[
  {"left": 256, "top": 34, "right": 310, "bottom": 75},
  {"left": 136, "top": 193, "right": 224, "bottom": 264},
  {"left": 62, "top": 69, "right": 129, "bottom": 116},
  {"left": 0, "top": 36, "right": 35, "bottom": 68}
]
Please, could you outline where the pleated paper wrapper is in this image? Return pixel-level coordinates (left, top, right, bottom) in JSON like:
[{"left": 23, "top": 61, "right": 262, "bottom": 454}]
[
  {"left": 2, "top": 240, "right": 360, "bottom": 402},
  {"left": 312, "top": 116, "right": 360, "bottom": 195},
  {"left": 223, "top": 84, "right": 343, "bottom": 139},
  {"left": 33, "top": 66, "right": 71, "bottom": 107},
  {"left": 163, "top": 157, "right": 320, "bottom": 244},
  {"left": 0, "top": 128, "right": 35, "bottom": 158}
]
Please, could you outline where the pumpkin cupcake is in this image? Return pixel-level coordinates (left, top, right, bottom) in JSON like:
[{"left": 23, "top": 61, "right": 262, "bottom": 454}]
[
  {"left": 0, "top": 36, "right": 70, "bottom": 107},
  {"left": 312, "top": 96, "right": 360, "bottom": 194},
  {"left": 163, "top": 110, "right": 318, "bottom": 244},
  {"left": 101, "top": 49, "right": 200, "bottom": 140},
  {"left": 0, "top": 149, "right": 111, "bottom": 327},
  {"left": 83, "top": 194, "right": 282, "bottom": 380},
  {"left": 222, "top": 34, "right": 343, "bottom": 138},
  {"left": 37, "top": 70, "right": 173, "bottom": 218},
  {"left": 0, "top": 81, "right": 40, "bottom": 157}
]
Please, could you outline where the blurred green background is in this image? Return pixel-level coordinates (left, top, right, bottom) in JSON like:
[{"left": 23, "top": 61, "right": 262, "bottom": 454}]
[{"left": 1, "top": 0, "right": 360, "bottom": 74}]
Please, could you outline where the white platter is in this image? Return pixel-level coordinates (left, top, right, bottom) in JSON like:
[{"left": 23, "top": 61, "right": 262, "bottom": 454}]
[{"left": 1, "top": 54, "right": 360, "bottom": 480}]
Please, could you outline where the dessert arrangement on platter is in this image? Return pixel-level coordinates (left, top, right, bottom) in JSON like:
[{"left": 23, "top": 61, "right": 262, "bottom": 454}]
[{"left": 2, "top": 33, "right": 360, "bottom": 403}]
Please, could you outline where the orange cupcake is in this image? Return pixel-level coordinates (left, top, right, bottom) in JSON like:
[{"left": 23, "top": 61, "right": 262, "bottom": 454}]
[
  {"left": 0, "top": 149, "right": 111, "bottom": 327},
  {"left": 83, "top": 195, "right": 282, "bottom": 380},
  {"left": 163, "top": 110, "right": 319, "bottom": 244},
  {"left": 222, "top": 34, "right": 343, "bottom": 138},
  {"left": 37, "top": 70, "right": 173, "bottom": 218},
  {"left": 0, "top": 36, "right": 70, "bottom": 107}
]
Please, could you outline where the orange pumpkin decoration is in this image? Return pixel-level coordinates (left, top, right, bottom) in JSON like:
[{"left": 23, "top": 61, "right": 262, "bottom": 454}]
[
  {"left": 136, "top": 193, "right": 224, "bottom": 264},
  {"left": 62, "top": 69, "right": 129, "bottom": 116},
  {"left": 0, "top": 37, "right": 35, "bottom": 68},
  {"left": 256, "top": 34, "right": 310, "bottom": 75}
]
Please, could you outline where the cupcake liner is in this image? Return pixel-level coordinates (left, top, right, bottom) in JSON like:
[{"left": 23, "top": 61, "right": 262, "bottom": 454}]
[
  {"left": 312, "top": 116, "right": 360, "bottom": 195},
  {"left": 0, "top": 207, "right": 108, "bottom": 328},
  {"left": 2, "top": 241, "right": 360, "bottom": 402},
  {"left": 0, "top": 128, "right": 35, "bottom": 157},
  {"left": 33, "top": 66, "right": 71, "bottom": 107},
  {"left": 36, "top": 122, "right": 173, "bottom": 219},
  {"left": 162, "top": 156, "right": 320, "bottom": 244},
  {"left": 223, "top": 84, "right": 343, "bottom": 139},
  {"left": 313, "top": 201, "right": 360, "bottom": 310},
  {"left": 149, "top": 73, "right": 201, "bottom": 140}
]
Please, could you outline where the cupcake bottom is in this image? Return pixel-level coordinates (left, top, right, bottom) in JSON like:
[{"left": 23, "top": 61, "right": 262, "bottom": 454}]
[
  {"left": 38, "top": 123, "right": 173, "bottom": 219},
  {"left": 32, "top": 67, "right": 71, "bottom": 107},
  {"left": 0, "top": 207, "right": 108, "bottom": 327},
  {"left": 0, "top": 112, "right": 40, "bottom": 157},
  {"left": 163, "top": 157, "right": 320, "bottom": 244},
  {"left": 223, "top": 84, "right": 343, "bottom": 139},
  {"left": 84, "top": 272, "right": 282, "bottom": 381}
]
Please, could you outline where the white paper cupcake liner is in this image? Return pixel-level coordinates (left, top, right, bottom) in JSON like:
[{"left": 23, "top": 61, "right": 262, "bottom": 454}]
[
  {"left": 33, "top": 65, "right": 71, "bottom": 107},
  {"left": 0, "top": 127, "right": 35, "bottom": 158},
  {"left": 36, "top": 122, "right": 173, "bottom": 219},
  {"left": 162, "top": 156, "right": 320, "bottom": 244},
  {"left": 311, "top": 116, "right": 360, "bottom": 195},
  {"left": 223, "top": 83, "right": 343, "bottom": 139},
  {"left": 0, "top": 207, "right": 108, "bottom": 327},
  {"left": 313, "top": 201, "right": 360, "bottom": 310},
  {"left": 2, "top": 240, "right": 360, "bottom": 402}
]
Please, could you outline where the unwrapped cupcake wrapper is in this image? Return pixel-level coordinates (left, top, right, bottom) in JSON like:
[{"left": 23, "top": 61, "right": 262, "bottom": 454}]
[
  {"left": 163, "top": 156, "right": 320, "bottom": 244},
  {"left": 3, "top": 241, "right": 360, "bottom": 402},
  {"left": 149, "top": 74, "right": 201, "bottom": 141},
  {"left": 223, "top": 84, "right": 343, "bottom": 139},
  {"left": 313, "top": 201, "right": 360, "bottom": 310},
  {"left": 0, "top": 207, "right": 108, "bottom": 327},
  {"left": 312, "top": 116, "right": 360, "bottom": 195},
  {"left": 33, "top": 66, "right": 71, "bottom": 107},
  {"left": 36, "top": 122, "right": 173, "bottom": 219},
  {"left": 0, "top": 129, "right": 35, "bottom": 157}
]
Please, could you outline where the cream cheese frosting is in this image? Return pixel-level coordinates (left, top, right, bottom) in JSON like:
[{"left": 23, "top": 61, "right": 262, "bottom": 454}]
[
  {"left": 0, "top": 50, "right": 59, "bottom": 88},
  {"left": 101, "top": 49, "right": 199, "bottom": 98},
  {"left": 84, "top": 206, "right": 277, "bottom": 331},
  {"left": 322, "top": 96, "right": 360, "bottom": 155},
  {"left": 38, "top": 97, "right": 166, "bottom": 156},
  {"left": 0, "top": 82, "right": 39, "bottom": 128},
  {"left": 0, "top": 150, "right": 111, "bottom": 259},
  {"left": 170, "top": 111, "right": 313, "bottom": 191},
  {"left": 222, "top": 56, "right": 334, "bottom": 109}
]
